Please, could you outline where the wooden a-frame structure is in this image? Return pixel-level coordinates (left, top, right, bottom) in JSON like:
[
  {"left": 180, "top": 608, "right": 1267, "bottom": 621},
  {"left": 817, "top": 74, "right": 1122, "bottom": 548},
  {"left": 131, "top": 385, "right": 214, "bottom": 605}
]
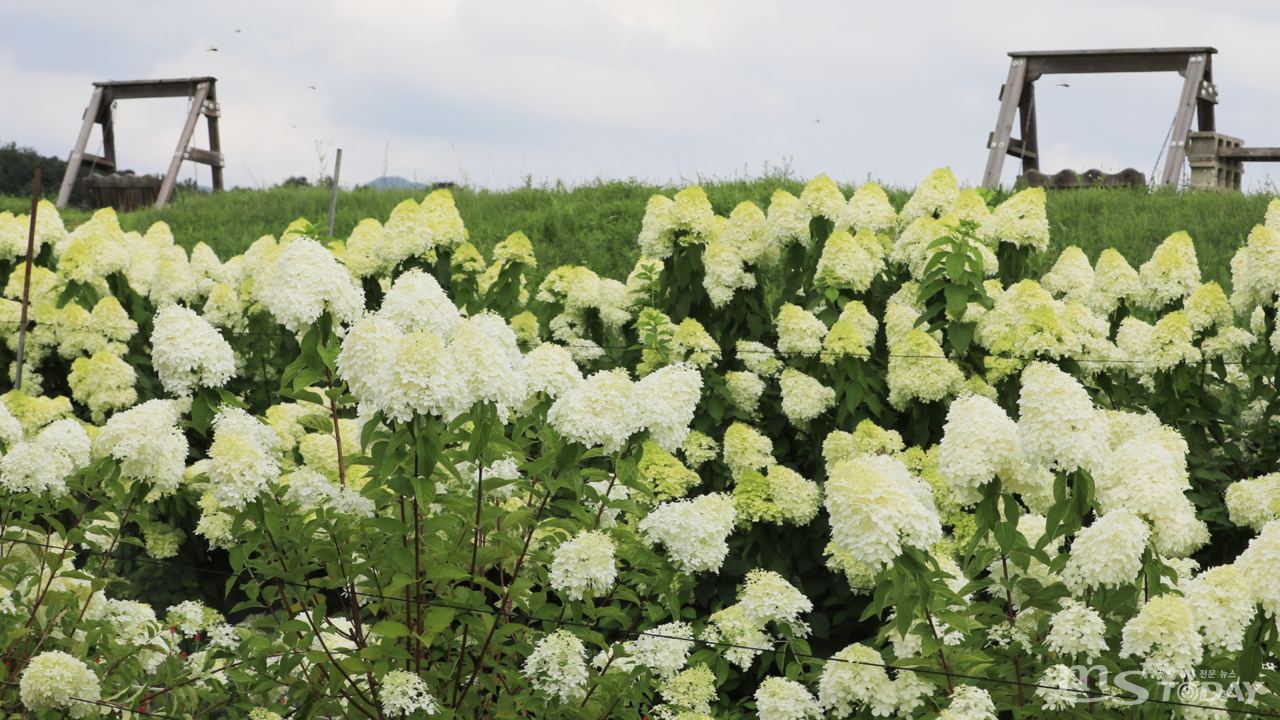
[
  {"left": 57, "top": 77, "right": 224, "bottom": 209},
  {"left": 982, "top": 48, "right": 1219, "bottom": 188}
]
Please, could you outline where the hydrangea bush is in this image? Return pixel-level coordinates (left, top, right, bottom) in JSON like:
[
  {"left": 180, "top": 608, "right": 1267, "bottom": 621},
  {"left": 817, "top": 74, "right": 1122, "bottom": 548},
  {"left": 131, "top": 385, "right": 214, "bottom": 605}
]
[{"left": 0, "top": 179, "right": 1279, "bottom": 719}]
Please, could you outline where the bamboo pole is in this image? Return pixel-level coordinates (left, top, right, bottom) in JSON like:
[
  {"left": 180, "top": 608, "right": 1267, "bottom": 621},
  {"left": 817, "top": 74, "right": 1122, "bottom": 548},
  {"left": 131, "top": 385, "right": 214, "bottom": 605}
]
[{"left": 15, "top": 169, "right": 41, "bottom": 391}]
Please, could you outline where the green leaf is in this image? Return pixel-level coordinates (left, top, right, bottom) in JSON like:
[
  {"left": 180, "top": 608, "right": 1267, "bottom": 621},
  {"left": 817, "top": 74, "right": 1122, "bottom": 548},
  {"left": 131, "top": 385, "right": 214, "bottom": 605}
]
[
  {"left": 370, "top": 620, "right": 411, "bottom": 638},
  {"left": 949, "top": 322, "right": 975, "bottom": 355},
  {"left": 298, "top": 413, "right": 335, "bottom": 434}
]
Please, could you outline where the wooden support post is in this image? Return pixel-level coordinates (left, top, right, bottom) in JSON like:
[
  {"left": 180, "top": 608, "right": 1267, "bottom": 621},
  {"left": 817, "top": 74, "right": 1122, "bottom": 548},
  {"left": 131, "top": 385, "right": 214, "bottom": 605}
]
[
  {"left": 1018, "top": 81, "right": 1039, "bottom": 174},
  {"left": 982, "top": 58, "right": 1027, "bottom": 188},
  {"left": 56, "top": 87, "right": 103, "bottom": 207},
  {"left": 1159, "top": 53, "right": 1208, "bottom": 186},
  {"left": 328, "top": 148, "right": 343, "bottom": 237},
  {"left": 205, "top": 82, "right": 224, "bottom": 193},
  {"left": 1196, "top": 55, "right": 1216, "bottom": 132},
  {"left": 156, "top": 81, "right": 211, "bottom": 209},
  {"left": 101, "top": 98, "right": 117, "bottom": 171}
]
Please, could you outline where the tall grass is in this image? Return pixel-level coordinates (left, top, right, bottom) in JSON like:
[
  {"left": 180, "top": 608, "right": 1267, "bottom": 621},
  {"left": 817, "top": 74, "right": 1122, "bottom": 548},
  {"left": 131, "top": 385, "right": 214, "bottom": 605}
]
[{"left": 3, "top": 178, "right": 1273, "bottom": 291}]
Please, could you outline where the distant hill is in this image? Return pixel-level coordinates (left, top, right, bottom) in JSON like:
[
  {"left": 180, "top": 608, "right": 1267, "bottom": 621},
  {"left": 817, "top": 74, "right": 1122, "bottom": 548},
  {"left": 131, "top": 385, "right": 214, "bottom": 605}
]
[{"left": 365, "top": 176, "right": 428, "bottom": 190}]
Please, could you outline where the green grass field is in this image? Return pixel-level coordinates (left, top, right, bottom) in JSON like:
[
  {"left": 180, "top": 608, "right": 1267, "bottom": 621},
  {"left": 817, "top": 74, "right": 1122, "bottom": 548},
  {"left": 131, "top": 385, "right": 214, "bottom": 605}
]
[{"left": 3, "top": 177, "right": 1274, "bottom": 292}]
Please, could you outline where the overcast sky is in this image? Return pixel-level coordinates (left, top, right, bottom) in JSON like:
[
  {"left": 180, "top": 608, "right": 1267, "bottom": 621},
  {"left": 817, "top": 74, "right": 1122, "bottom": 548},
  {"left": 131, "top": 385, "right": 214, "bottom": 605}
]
[{"left": 3, "top": 0, "right": 1279, "bottom": 192}]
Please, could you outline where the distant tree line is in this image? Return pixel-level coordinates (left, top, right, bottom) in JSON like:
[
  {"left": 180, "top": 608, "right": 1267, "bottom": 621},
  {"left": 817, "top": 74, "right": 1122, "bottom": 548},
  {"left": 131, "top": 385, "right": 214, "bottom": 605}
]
[{"left": 0, "top": 142, "right": 94, "bottom": 204}]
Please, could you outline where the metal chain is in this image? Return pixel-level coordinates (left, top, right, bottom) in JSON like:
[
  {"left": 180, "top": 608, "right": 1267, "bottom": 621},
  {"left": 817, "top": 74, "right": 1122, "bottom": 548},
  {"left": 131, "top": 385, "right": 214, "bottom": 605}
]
[{"left": 1151, "top": 112, "right": 1178, "bottom": 189}]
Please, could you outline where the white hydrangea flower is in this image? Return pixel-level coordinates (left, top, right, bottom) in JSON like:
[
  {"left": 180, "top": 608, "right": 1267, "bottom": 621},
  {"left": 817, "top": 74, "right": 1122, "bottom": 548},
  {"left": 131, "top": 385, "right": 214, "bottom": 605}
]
[
  {"left": 1045, "top": 598, "right": 1108, "bottom": 661},
  {"left": 1041, "top": 246, "right": 1095, "bottom": 298},
  {"left": 0, "top": 399, "right": 22, "bottom": 446},
  {"left": 1017, "top": 362, "right": 1109, "bottom": 475},
  {"left": 703, "top": 241, "right": 754, "bottom": 308},
  {"left": 1184, "top": 565, "right": 1255, "bottom": 654},
  {"left": 824, "top": 455, "right": 942, "bottom": 569},
  {"left": 167, "top": 599, "right": 217, "bottom": 637},
  {"left": 523, "top": 630, "right": 588, "bottom": 702},
  {"left": 769, "top": 465, "right": 822, "bottom": 525},
  {"left": 840, "top": 182, "right": 898, "bottom": 235},
  {"left": 547, "top": 369, "right": 637, "bottom": 454},
  {"left": 208, "top": 406, "right": 281, "bottom": 509},
  {"left": 1235, "top": 520, "right": 1280, "bottom": 617},
  {"left": 19, "top": 650, "right": 101, "bottom": 717},
  {"left": 1085, "top": 249, "right": 1141, "bottom": 316},
  {"left": 982, "top": 187, "right": 1049, "bottom": 252},
  {"left": 522, "top": 343, "right": 583, "bottom": 399},
  {"left": 1135, "top": 231, "right": 1201, "bottom": 309},
  {"left": 755, "top": 676, "right": 822, "bottom": 720},
  {"left": 819, "top": 643, "right": 897, "bottom": 718},
  {"left": 1120, "top": 594, "right": 1203, "bottom": 679},
  {"left": 725, "top": 371, "right": 765, "bottom": 414},
  {"left": 379, "top": 670, "right": 440, "bottom": 717},
  {"left": 700, "top": 604, "right": 773, "bottom": 670},
  {"left": 617, "top": 622, "right": 695, "bottom": 680},
  {"left": 449, "top": 312, "right": 527, "bottom": 410},
  {"left": 1225, "top": 473, "right": 1280, "bottom": 532},
  {"left": 814, "top": 229, "right": 884, "bottom": 293},
  {"left": 886, "top": 330, "right": 963, "bottom": 409},
  {"left": 721, "top": 423, "right": 775, "bottom": 480},
  {"left": 378, "top": 268, "right": 462, "bottom": 339},
  {"left": 634, "top": 363, "right": 703, "bottom": 453},
  {"left": 940, "top": 685, "right": 996, "bottom": 720},
  {"left": 1036, "top": 664, "right": 1087, "bottom": 712},
  {"left": 0, "top": 418, "right": 91, "bottom": 496},
  {"left": 263, "top": 237, "right": 365, "bottom": 332},
  {"left": 767, "top": 190, "right": 811, "bottom": 250},
  {"left": 151, "top": 305, "right": 235, "bottom": 396},
  {"left": 739, "top": 569, "right": 812, "bottom": 635},
  {"left": 656, "top": 664, "right": 717, "bottom": 715},
  {"left": 93, "top": 399, "right": 188, "bottom": 497},
  {"left": 776, "top": 304, "right": 827, "bottom": 356},
  {"left": 1094, "top": 432, "right": 1206, "bottom": 559},
  {"left": 900, "top": 168, "right": 959, "bottom": 227},
  {"left": 938, "top": 394, "right": 1020, "bottom": 505},
  {"left": 550, "top": 530, "right": 616, "bottom": 601},
  {"left": 639, "top": 493, "right": 736, "bottom": 572},
  {"left": 737, "top": 340, "right": 784, "bottom": 377},
  {"left": 779, "top": 368, "right": 835, "bottom": 425},
  {"left": 681, "top": 430, "right": 719, "bottom": 470},
  {"left": 1061, "top": 510, "right": 1150, "bottom": 594}
]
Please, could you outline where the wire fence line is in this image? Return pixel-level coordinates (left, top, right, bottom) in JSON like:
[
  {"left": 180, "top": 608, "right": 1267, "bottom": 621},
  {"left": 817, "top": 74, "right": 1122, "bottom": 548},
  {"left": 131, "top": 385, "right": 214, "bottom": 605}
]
[
  {"left": 3, "top": 536, "right": 1279, "bottom": 717},
  {"left": 1, "top": 317, "right": 1276, "bottom": 367}
]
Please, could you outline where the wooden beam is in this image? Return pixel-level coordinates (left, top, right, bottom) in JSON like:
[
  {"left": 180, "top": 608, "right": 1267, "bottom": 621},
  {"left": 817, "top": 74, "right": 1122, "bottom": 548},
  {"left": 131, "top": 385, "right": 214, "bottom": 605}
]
[
  {"left": 1009, "top": 47, "right": 1216, "bottom": 57},
  {"left": 1160, "top": 53, "right": 1209, "bottom": 186},
  {"left": 79, "top": 153, "right": 116, "bottom": 173},
  {"left": 1006, "top": 138, "right": 1038, "bottom": 161},
  {"left": 156, "top": 81, "right": 211, "bottom": 209},
  {"left": 56, "top": 87, "right": 104, "bottom": 207},
  {"left": 983, "top": 58, "right": 1027, "bottom": 188},
  {"left": 1218, "top": 147, "right": 1280, "bottom": 161},
  {"left": 92, "top": 77, "right": 217, "bottom": 100},
  {"left": 182, "top": 147, "right": 225, "bottom": 167}
]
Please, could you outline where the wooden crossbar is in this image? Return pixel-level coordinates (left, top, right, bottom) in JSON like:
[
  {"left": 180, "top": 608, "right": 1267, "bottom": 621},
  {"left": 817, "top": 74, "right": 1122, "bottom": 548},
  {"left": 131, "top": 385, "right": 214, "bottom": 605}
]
[
  {"left": 981, "top": 48, "right": 1217, "bottom": 188},
  {"left": 56, "top": 77, "right": 223, "bottom": 209}
]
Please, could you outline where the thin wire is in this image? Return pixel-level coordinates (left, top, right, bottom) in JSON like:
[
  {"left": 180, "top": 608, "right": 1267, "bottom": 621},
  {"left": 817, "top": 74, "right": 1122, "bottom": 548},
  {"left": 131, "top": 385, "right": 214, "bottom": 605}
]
[
  {"left": 2, "top": 318, "right": 1271, "bottom": 367},
  {"left": 4, "top": 536, "right": 1279, "bottom": 717}
]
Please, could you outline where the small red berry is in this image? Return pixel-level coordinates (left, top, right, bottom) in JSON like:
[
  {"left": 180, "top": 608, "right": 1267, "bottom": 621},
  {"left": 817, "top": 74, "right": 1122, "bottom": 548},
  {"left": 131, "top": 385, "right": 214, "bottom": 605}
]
[
  {"left": 170, "top": 625, "right": 176, "bottom": 633},
  {"left": 181, "top": 652, "right": 188, "bottom": 658},
  {"left": 193, "top": 633, "right": 200, "bottom": 641}
]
